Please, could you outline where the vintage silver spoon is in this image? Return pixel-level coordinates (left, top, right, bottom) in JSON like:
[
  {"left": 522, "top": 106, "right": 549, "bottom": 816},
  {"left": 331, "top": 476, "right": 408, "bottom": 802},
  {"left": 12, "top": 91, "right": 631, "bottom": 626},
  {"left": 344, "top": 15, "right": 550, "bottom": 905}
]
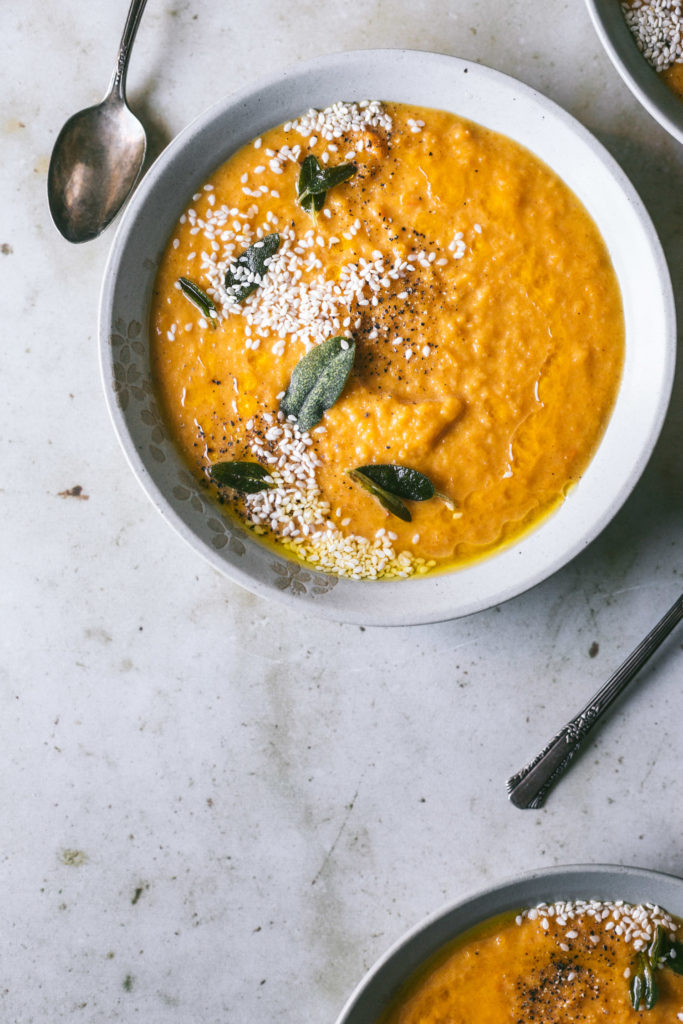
[
  {"left": 47, "top": 0, "right": 149, "bottom": 243},
  {"left": 507, "top": 591, "right": 683, "bottom": 809}
]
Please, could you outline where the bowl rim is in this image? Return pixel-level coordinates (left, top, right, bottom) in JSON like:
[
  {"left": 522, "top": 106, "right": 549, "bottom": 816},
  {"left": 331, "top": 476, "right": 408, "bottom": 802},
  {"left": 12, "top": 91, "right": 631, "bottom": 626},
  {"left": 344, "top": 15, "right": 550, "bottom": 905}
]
[
  {"left": 584, "top": 0, "right": 683, "bottom": 144},
  {"left": 99, "top": 47, "right": 676, "bottom": 626},
  {"left": 335, "top": 862, "right": 683, "bottom": 1023}
]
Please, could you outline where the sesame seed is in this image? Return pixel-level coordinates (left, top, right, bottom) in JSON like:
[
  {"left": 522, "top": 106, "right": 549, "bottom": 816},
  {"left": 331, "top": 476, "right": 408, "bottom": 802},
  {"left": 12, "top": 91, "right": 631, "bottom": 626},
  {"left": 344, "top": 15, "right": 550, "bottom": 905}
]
[
  {"left": 291, "top": 100, "right": 393, "bottom": 142},
  {"left": 239, "top": 414, "right": 417, "bottom": 578},
  {"left": 621, "top": 0, "right": 683, "bottom": 73},
  {"left": 516, "top": 900, "right": 678, "bottom": 957}
]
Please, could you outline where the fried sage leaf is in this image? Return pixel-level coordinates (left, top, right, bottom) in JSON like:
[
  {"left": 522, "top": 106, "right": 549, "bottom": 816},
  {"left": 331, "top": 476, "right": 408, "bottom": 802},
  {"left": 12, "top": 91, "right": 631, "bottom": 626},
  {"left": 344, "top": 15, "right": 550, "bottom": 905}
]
[
  {"left": 300, "top": 188, "right": 326, "bottom": 216},
  {"left": 648, "top": 926, "right": 666, "bottom": 966},
  {"left": 628, "top": 926, "right": 674, "bottom": 1011},
  {"left": 224, "top": 233, "right": 280, "bottom": 303},
  {"left": 297, "top": 155, "right": 356, "bottom": 215},
  {"left": 280, "top": 335, "right": 356, "bottom": 432},
  {"left": 642, "top": 955, "right": 658, "bottom": 1010},
  {"left": 354, "top": 464, "right": 435, "bottom": 502},
  {"left": 348, "top": 468, "right": 412, "bottom": 523},
  {"left": 630, "top": 970, "right": 644, "bottom": 1011},
  {"left": 666, "top": 941, "right": 683, "bottom": 975},
  {"left": 209, "top": 460, "right": 274, "bottom": 493},
  {"left": 178, "top": 277, "right": 218, "bottom": 325},
  {"left": 297, "top": 155, "right": 326, "bottom": 215}
]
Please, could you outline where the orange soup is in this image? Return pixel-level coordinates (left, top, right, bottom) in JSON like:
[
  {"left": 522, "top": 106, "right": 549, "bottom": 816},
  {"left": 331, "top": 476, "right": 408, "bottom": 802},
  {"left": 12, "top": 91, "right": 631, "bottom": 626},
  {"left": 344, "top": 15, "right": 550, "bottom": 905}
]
[
  {"left": 151, "top": 101, "right": 624, "bottom": 580},
  {"left": 381, "top": 900, "right": 683, "bottom": 1024}
]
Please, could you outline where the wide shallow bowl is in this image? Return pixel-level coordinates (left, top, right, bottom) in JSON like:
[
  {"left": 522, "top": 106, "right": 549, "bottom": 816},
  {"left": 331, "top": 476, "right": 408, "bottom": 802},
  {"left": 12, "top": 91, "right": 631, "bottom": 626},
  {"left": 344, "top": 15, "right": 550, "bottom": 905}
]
[
  {"left": 99, "top": 48, "right": 675, "bottom": 626},
  {"left": 335, "top": 863, "right": 683, "bottom": 1023},
  {"left": 585, "top": 0, "right": 683, "bottom": 144}
]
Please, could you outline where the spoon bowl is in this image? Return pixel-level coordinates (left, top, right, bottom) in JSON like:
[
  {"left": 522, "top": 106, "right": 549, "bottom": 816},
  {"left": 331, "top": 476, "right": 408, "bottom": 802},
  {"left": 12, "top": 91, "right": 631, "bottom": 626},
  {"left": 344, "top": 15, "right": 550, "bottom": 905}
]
[
  {"left": 48, "top": 96, "right": 146, "bottom": 243},
  {"left": 48, "top": 0, "right": 148, "bottom": 243}
]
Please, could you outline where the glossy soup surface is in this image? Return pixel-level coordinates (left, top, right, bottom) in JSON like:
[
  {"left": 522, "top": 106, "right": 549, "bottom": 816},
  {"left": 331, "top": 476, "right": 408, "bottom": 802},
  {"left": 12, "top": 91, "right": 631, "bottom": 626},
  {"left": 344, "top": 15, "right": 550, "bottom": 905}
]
[
  {"left": 380, "top": 901, "right": 683, "bottom": 1024},
  {"left": 151, "top": 101, "right": 624, "bottom": 580}
]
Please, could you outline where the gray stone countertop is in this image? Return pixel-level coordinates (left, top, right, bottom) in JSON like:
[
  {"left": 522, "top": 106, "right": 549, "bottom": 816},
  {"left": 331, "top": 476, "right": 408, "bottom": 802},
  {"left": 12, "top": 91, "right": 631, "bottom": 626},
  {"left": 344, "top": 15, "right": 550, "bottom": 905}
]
[{"left": 1, "top": 1, "right": 681, "bottom": 1021}]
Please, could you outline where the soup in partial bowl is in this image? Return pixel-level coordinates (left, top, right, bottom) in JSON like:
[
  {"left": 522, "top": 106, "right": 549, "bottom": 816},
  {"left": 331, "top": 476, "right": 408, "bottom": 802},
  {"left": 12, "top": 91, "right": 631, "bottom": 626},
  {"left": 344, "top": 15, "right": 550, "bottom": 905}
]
[
  {"left": 335, "top": 865, "right": 683, "bottom": 1024},
  {"left": 585, "top": 0, "right": 683, "bottom": 143}
]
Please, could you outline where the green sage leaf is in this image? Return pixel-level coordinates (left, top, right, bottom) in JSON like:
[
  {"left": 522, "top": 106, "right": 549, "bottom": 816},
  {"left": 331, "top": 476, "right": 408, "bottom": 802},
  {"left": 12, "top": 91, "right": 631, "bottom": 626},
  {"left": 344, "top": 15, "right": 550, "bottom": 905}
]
[
  {"left": 209, "top": 460, "right": 274, "bottom": 493},
  {"left": 348, "top": 468, "right": 412, "bottom": 523},
  {"left": 298, "top": 155, "right": 320, "bottom": 197},
  {"left": 297, "top": 155, "right": 356, "bottom": 215},
  {"left": 354, "top": 464, "right": 435, "bottom": 502},
  {"left": 642, "top": 955, "right": 658, "bottom": 1010},
  {"left": 665, "top": 940, "right": 683, "bottom": 976},
  {"left": 630, "top": 970, "right": 644, "bottom": 1011},
  {"left": 224, "top": 233, "right": 280, "bottom": 303},
  {"left": 648, "top": 926, "right": 666, "bottom": 966},
  {"left": 178, "top": 277, "right": 218, "bottom": 325},
  {"left": 300, "top": 189, "right": 327, "bottom": 216},
  {"left": 280, "top": 335, "right": 356, "bottom": 432}
]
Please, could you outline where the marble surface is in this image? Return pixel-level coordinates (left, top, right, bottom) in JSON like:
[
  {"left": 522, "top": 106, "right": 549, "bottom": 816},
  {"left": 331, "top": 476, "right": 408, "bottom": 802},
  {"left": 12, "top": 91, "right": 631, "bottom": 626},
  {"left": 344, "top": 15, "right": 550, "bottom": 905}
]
[{"left": 2, "top": 1, "right": 681, "bottom": 1021}]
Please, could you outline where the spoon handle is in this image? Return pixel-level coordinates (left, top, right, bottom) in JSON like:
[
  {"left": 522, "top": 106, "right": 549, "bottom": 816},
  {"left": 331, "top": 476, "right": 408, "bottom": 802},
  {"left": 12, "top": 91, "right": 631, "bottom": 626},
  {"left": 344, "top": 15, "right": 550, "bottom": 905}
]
[
  {"left": 108, "top": 0, "right": 149, "bottom": 100},
  {"left": 506, "top": 591, "right": 683, "bottom": 809}
]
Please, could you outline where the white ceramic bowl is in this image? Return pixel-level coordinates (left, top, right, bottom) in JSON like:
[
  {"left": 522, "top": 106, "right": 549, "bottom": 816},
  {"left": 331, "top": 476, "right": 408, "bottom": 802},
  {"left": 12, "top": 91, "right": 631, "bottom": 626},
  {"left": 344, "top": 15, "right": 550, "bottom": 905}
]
[
  {"left": 99, "top": 49, "right": 675, "bottom": 626},
  {"left": 585, "top": 0, "right": 683, "bottom": 144},
  {"left": 335, "top": 863, "right": 683, "bottom": 1023}
]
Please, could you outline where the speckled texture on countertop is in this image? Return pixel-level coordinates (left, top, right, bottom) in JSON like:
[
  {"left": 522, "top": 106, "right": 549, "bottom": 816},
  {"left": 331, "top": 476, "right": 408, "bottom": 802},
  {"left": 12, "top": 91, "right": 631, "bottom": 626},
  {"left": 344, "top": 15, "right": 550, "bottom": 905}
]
[{"left": 1, "top": 1, "right": 681, "bottom": 1021}]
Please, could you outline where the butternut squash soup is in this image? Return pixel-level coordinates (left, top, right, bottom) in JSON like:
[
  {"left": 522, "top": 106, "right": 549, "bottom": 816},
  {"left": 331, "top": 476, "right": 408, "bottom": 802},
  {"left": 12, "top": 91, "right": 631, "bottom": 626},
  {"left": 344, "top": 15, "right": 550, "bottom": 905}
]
[
  {"left": 151, "top": 101, "right": 624, "bottom": 580},
  {"left": 381, "top": 899, "right": 683, "bottom": 1024}
]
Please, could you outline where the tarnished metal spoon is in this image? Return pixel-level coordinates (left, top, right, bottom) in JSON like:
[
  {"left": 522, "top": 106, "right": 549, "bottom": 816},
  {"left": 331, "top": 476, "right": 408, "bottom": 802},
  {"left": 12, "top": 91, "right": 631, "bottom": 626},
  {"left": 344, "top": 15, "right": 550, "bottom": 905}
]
[
  {"left": 507, "top": 591, "right": 683, "bottom": 809},
  {"left": 48, "top": 0, "right": 148, "bottom": 243}
]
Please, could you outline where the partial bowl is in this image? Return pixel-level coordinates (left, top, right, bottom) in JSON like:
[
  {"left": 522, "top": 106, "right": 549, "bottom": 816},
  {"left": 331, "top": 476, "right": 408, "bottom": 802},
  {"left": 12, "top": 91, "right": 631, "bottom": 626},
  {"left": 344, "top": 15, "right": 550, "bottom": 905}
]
[
  {"left": 99, "top": 49, "right": 675, "bottom": 626},
  {"left": 585, "top": 0, "right": 683, "bottom": 144},
  {"left": 335, "top": 863, "right": 683, "bottom": 1023}
]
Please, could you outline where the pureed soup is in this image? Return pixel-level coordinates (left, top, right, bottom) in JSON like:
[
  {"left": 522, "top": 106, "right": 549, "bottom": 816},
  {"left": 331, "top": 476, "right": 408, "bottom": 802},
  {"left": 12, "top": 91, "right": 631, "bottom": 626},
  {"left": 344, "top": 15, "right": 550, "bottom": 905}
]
[
  {"left": 380, "top": 899, "right": 683, "bottom": 1024},
  {"left": 151, "top": 101, "right": 624, "bottom": 581}
]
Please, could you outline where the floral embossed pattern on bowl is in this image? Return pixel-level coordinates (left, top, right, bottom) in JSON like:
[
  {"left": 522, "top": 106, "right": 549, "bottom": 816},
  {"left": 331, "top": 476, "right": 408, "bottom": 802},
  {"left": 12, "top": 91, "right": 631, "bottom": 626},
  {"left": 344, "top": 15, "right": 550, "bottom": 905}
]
[
  {"left": 99, "top": 49, "right": 674, "bottom": 625},
  {"left": 106, "top": 306, "right": 338, "bottom": 601}
]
